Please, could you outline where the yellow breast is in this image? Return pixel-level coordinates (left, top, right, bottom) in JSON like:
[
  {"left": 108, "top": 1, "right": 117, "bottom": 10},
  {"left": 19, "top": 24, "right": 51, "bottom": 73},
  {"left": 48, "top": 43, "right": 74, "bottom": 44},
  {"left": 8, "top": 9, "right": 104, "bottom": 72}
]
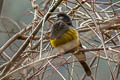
[{"left": 50, "top": 27, "right": 79, "bottom": 52}]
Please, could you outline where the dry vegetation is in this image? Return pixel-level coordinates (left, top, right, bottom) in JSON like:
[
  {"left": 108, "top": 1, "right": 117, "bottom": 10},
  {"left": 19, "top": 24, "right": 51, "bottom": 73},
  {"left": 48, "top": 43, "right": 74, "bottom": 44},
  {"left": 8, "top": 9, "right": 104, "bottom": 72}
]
[{"left": 0, "top": 0, "right": 120, "bottom": 80}]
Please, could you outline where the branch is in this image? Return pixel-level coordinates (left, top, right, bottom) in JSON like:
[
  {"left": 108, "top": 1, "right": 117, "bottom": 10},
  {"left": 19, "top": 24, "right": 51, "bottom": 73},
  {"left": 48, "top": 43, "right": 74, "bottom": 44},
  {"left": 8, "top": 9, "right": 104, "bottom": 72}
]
[
  {"left": 0, "top": 0, "right": 3, "bottom": 15},
  {"left": 0, "top": 0, "right": 63, "bottom": 79}
]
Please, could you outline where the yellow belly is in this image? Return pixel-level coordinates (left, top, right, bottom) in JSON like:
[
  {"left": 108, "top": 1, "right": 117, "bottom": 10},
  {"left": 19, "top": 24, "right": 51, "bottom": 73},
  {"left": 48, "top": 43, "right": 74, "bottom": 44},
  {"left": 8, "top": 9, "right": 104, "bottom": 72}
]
[
  {"left": 50, "top": 27, "right": 80, "bottom": 52},
  {"left": 50, "top": 27, "right": 86, "bottom": 61}
]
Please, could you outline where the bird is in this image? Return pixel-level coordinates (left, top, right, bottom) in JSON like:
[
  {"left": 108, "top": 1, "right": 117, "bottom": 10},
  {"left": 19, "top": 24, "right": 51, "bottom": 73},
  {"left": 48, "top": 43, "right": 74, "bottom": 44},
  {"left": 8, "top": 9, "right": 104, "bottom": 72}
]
[{"left": 50, "top": 12, "right": 91, "bottom": 76}]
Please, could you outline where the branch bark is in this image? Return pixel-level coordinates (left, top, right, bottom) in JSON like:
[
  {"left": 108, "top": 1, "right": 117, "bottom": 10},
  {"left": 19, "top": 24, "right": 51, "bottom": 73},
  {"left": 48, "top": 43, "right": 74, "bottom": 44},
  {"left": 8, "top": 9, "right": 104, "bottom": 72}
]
[{"left": 0, "top": 0, "right": 3, "bottom": 15}]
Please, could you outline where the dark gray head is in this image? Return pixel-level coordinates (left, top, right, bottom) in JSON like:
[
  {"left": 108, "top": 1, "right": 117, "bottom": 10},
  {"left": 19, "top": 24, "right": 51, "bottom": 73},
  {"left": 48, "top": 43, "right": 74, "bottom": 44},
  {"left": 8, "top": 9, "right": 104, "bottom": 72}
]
[
  {"left": 56, "top": 12, "right": 72, "bottom": 26},
  {"left": 51, "top": 20, "right": 69, "bottom": 39}
]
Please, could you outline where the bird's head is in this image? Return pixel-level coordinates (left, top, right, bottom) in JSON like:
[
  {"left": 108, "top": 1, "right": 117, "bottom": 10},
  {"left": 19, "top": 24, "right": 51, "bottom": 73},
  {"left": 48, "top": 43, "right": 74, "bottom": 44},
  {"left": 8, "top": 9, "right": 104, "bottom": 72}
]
[{"left": 56, "top": 12, "right": 72, "bottom": 26}]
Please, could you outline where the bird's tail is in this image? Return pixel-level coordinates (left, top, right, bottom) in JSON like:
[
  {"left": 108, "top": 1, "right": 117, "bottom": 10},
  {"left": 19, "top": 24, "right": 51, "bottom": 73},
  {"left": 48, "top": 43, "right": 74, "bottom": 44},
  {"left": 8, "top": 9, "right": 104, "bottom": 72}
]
[
  {"left": 73, "top": 50, "right": 91, "bottom": 76},
  {"left": 79, "top": 61, "right": 91, "bottom": 76}
]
